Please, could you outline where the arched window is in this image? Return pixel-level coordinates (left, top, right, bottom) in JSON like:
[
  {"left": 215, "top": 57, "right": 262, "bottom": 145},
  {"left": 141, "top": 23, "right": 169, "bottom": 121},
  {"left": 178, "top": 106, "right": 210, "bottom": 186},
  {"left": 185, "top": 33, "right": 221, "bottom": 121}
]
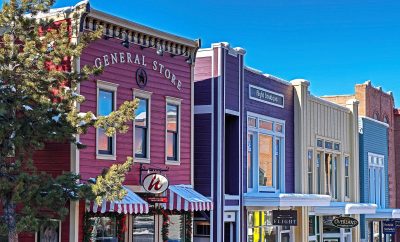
[
  {"left": 373, "top": 112, "right": 379, "bottom": 120},
  {"left": 384, "top": 115, "right": 389, "bottom": 124}
]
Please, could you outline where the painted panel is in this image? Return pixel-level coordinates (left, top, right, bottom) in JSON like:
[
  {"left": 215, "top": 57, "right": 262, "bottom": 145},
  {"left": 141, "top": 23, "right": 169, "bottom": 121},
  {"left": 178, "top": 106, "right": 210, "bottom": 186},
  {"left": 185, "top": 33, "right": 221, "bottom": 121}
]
[
  {"left": 79, "top": 38, "right": 192, "bottom": 186},
  {"left": 225, "top": 53, "right": 240, "bottom": 111},
  {"left": 194, "top": 56, "right": 212, "bottom": 105}
]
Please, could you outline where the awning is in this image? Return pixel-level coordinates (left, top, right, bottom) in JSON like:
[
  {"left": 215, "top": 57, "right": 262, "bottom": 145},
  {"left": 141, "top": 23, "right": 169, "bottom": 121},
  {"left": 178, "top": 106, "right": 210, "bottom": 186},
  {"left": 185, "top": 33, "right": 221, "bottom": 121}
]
[
  {"left": 162, "top": 185, "right": 213, "bottom": 211},
  {"left": 366, "top": 208, "right": 400, "bottom": 219},
  {"left": 88, "top": 186, "right": 149, "bottom": 214},
  {"left": 243, "top": 193, "right": 331, "bottom": 207},
  {"left": 313, "top": 202, "right": 377, "bottom": 215}
]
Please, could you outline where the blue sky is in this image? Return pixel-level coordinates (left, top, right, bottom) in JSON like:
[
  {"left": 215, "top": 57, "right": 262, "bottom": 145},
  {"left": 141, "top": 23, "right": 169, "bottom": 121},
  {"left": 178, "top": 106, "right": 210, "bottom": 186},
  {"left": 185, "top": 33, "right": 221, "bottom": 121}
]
[{"left": 55, "top": 0, "right": 400, "bottom": 105}]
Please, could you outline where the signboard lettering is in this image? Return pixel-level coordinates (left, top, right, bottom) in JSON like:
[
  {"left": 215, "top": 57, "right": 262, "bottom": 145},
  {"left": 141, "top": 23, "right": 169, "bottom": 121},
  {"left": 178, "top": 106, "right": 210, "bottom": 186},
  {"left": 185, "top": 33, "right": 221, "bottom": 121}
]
[
  {"left": 383, "top": 220, "right": 396, "bottom": 234},
  {"left": 142, "top": 173, "right": 169, "bottom": 194},
  {"left": 146, "top": 196, "right": 168, "bottom": 204},
  {"left": 332, "top": 217, "right": 358, "bottom": 229},
  {"left": 94, "top": 52, "right": 182, "bottom": 90},
  {"left": 272, "top": 210, "right": 297, "bottom": 226},
  {"left": 249, "top": 85, "right": 284, "bottom": 108}
]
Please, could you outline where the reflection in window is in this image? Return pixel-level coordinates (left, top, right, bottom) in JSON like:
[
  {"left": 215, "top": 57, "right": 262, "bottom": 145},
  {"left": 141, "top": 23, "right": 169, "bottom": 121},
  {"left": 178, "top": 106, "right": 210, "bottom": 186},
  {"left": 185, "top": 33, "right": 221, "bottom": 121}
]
[
  {"left": 98, "top": 90, "right": 114, "bottom": 155},
  {"left": 37, "top": 220, "right": 60, "bottom": 242},
  {"left": 259, "top": 134, "right": 273, "bottom": 187},
  {"left": 345, "top": 157, "right": 350, "bottom": 198},
  {"left": 247, "top": 211, "right": 277, "bottom": 242},
  {"left": 135, "top": 98, "right": 148, "bottom": 158},
  {"left": 316, "top": 153, "right": 322, "bottom": 194},
  {"left": 132, "top": 214, "right": 155, "bottom": 241},
  {"left": 167, "top": 104, "right": 178, "bottom": 161},
  {"left": 89, "top": 216, "right": 117, "bottom": 241},
  {"left": 308, "top": 150, "right": 313, "bottom": 194},
  {"left": 248, "top": 133, "right": 254, "bottom": 189},
  {"left": 259, "top": 120, "right": 273, "bottom": 131}
]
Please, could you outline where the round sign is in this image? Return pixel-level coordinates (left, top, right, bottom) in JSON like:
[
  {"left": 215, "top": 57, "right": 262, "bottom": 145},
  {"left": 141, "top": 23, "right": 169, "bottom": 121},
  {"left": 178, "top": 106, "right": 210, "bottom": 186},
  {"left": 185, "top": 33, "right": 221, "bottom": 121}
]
[
  {"left": 332, "top": 217, "right": 358, "bottom": 229},
  {"left": 136, "top": 68, "right": 148, "bottom": 88},
  {"left": 142, "top": 173, "right": 169, "bottom": 194}
]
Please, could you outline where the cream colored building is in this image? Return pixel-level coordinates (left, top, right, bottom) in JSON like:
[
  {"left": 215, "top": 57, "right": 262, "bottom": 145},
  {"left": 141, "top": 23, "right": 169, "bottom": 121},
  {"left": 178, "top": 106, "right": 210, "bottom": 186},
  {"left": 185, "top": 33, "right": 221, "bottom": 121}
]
[{"left": 291, "top": 80, "right": 376, "bottom": 242}]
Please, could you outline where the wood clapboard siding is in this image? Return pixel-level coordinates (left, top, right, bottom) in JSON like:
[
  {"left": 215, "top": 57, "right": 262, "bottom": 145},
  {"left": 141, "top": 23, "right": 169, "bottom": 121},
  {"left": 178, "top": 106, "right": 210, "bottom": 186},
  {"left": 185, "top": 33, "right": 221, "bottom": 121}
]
[
  {"left": 79, "top": 37, "right": 192, "bottom": 186},
  {"left": 194, "top": 56, "right": 212, "bottom": 105},
  {"left": 225, "top": 53, "right": 240, "bottom": 112}
]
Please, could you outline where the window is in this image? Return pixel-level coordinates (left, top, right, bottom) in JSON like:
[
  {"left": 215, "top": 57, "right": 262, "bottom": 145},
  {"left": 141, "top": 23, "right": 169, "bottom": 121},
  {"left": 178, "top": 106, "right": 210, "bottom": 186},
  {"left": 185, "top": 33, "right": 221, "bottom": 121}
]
[
  {"left": 308, "top": 150, "right": 313, "bottom": 194},
  {"left": 247, "top": 211, "right": 277, "bottom": 242},
  {"left": 167, "top": 214, "right": 189, "bottom": 241},
  {"left": 316, "top": 139, "right": 323, "bottom": 148},
  {"left": 37, "top": 220, "right": 61, "bottom": 242},
  {"left": 308, "top": 216, "right": 320, "bottom": 242},
  {"left": 383, "top": 115, "right": 389, "bottom": 124},
  {"left": 316, "top": 153, "right": 322, "bottom": 194},
  {"left": 194, "top": 221, "right": 210, "bottom": 236},
  {"left": 88, "top": 216, "right": 118, "bottom": 241},
  {"left": 166, "top": 97, "right": 181, "bottom": 163},
  {"left": 373, "top": 112, "right": 379, "bottom": 120},
  {"left": 247, "top": 114, "right": 284, "bottom": 192},
  {"left": 324, "top": 141, "right": 333, "bottom": 150},
  {"left": 135, "top": 98, "right": 148, "bottom": 158},
  {"left": 132, "top": 214, "right": 155, "bottom": 241},
  {"left": 96, "top": 80, "right": 118, "bottom": 159},
  {"left": 324, "top": 154, "right": 338, "bottom": 199},
  {"left": 334, "top": 143, "right": 340, "bottom": 151},
  {"left": 368, "top": 153, "right": 385, "bottom": 207},
  {"left": 344, "top": 156, "right": 350, "bottom": 198}
]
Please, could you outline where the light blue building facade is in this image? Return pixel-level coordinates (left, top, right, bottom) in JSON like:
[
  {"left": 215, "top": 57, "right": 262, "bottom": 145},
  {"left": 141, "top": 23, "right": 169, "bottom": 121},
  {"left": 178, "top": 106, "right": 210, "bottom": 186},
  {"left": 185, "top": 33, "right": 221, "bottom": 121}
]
[{"left": 359, "top": 116, "right": 399, "bottom": 242}]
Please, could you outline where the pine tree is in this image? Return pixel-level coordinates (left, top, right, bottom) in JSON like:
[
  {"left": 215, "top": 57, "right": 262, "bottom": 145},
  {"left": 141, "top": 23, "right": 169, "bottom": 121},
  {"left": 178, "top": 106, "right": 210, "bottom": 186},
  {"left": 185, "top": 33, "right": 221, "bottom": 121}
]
[{"left": 0, "top": 1, "right": 137, "bottom": 241}]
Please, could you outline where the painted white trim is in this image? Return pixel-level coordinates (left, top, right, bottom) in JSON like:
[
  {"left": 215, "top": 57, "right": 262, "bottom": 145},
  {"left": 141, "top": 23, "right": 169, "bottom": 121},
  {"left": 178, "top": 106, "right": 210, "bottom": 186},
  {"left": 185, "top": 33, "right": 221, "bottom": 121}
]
[
  {"left": 209, "top": 44, "right": 215, "bottom": 242},
  {"left": 243, "top": 193, "right": 331, "bottom": 207},
  {"left": 133, "top": 89, "right": 152, "bottom": 162},
  {"left": 216, "top": 46, "right": 223, "bottom": 241},
  {"left": 165, "top": 96, "right": 182, "bottom": 165},
  {"left": 224, "top": 194, "right": 240, "bottom": 200},
  {"left": 360, "top": 116, "right": 389, "bottom": 128},
  {"left": 248, "top": 84, "right": 285, "bottom": 108},
  {"left": 196, "top": 49, "right": 213, "bottom": 57},
  {"left": 366, "top": 208, "right": 400, "bottom": 219},
  {"left": 224, "top": 206, "right": 240, "bottom": 211},
  {"left": 225, "top": 109, "right": 239, "bottom": 116},
  {"left": 191, "top": 62, "right": 195, "bottom": 186},
  {"left": 313, "top": 202, "right": 377, "bottom": 215},
  {"left": 194, "top": 105, "right": 213, "bottom": 114},
  {"left": 96, "top": 80, "right": 118, "bottom": 160}
]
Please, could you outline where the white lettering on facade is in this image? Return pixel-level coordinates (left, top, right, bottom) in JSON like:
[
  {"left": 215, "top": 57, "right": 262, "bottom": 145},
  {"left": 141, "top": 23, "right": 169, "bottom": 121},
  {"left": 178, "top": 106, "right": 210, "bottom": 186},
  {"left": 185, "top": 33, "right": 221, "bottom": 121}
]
[
  {"left": 119, "top": 52, "right": 125, "bottom": 63},
  {"left": 111, "top": 53, "right": 118, "bottom": 64},
  {"left": 94, "top": 58, "right": 102, "bottom": 68},
  {"left": 127, "top": 53, "right": 133, "bottom": 63},
  {"left": 153, "top": 60, "right": 158, "bottom": 71},
  {"left": 134, "top": 54, "right": 141, "bottom": 65},
  {"left": 103, "top": 55, "right": 110, "bottom": 66}
]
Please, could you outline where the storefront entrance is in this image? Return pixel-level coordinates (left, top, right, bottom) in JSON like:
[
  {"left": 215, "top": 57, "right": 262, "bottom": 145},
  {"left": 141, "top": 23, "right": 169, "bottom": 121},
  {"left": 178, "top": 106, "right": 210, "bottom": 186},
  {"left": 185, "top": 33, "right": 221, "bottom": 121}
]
[{"left": 322, "top": 216, "right": 352, "bottom": 242}]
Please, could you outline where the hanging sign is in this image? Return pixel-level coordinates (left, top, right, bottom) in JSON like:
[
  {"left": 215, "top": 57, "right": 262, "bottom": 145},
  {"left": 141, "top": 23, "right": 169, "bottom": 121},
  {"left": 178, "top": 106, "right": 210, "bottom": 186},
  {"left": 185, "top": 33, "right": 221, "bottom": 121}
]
[
  {"left": 383, "top": 220, "right": 396, "bottom": 234},
  {"left": 142, "top": 173, "right": 169, "bottom": 194},
  {"left": 272, "top": 210, "right": 297, "bottom": 226},
  {"left": 332, "top": 217, "right": 358, "bottom": 229}
]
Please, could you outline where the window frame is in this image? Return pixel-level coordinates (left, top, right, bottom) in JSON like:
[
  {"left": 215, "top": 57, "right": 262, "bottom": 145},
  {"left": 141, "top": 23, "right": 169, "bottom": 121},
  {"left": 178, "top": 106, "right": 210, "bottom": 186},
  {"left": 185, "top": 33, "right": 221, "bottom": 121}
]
[
  {"left": 247, "top": 112, "right": 285, "bottom": 193},
  {"left": 165, "top": 96, "right": 182, "bottom": 165},
  {"left": 96, "top": 80, "right": 118, "bottom": 160},
  {"left": 368, "top": 152, "right": 385, "bottom": 207},
  {"left": 307, "top": 149, "right": 314, "bottom": 194},
  {"left": 344, "top": 156, "right": 350, "bottom": 199},
  {"left": 133, "top": 89, "right": 152, "bottom": 163}
]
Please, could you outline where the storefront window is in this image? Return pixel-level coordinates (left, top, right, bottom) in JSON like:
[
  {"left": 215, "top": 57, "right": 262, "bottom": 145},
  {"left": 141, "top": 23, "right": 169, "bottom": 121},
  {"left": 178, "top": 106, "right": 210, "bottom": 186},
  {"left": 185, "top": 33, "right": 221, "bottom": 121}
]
[
  {"left": 324, "top": 154, "right": 337, "bottom": 199},
  {"left": 247, "top": 211, "right": 277, "bottom": 242},
  {"left": 322, "top": 216, "right": 340, "bottom": 234},
  {"left": 167, "top": 214, "right": 187, "bottom": 241},
  {"left": 132, "top": 214, "right": 155, "bottom": 242},
  {"left": 37, "top": 220, "right": 60, "bottom": 242},
  {"left": 316, "top": 153, "right": 321, "bottom": 194},
  {"left": 368, "top": 153, "right": 385, "bottom": 207},
  {"left": 247, "top": 114, "right": 284, "bottom": 193},
  {"left": 344, "top": 156, "right": 350, "bottom": 198},
  {"left": 307, "top": 150, "right": 313, "bottom": 194},
  {"left": 89, "top": 216, "right": 118, "bottom": 241},
  {"left": 135, "top": 98, "right": 148, "bottom": 158}
]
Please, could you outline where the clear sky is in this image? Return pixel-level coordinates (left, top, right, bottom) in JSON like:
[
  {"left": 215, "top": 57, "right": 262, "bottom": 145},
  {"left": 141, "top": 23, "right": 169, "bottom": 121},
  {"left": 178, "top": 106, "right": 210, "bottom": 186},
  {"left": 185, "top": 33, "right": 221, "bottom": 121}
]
[{"left": 55, "top": 0, "right": 400, "bottom": 105}]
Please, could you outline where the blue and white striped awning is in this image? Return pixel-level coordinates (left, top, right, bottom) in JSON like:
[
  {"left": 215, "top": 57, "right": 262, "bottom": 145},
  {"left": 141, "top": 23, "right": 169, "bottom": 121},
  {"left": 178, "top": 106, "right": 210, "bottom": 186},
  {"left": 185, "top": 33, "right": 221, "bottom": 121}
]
[
  {"left": 162, "top": 185, "right": 213, "bottom": 211},
  {"left": 88, "top": 186, "right": 149, "bottom": 214}
]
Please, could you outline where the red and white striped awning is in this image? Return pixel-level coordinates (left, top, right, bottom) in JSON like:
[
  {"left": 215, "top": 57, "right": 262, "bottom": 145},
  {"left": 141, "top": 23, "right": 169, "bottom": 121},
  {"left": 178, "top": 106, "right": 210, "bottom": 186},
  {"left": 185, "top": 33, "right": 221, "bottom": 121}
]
[
  {"left": 162, "top": 185, "right": 213, "bottom": 211},
  {"left": 88, "top": 186, "right": 149, "bottom": 214}
]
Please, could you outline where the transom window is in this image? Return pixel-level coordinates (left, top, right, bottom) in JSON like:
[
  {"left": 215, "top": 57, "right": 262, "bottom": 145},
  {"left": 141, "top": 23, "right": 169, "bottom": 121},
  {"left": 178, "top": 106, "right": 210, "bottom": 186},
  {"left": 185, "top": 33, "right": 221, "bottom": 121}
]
[
  {"left": 247, "top": 114, "right": 285, "bottom": 193},
  {"left": 368, "top": 153, "right": 385, "bottom": 208}
]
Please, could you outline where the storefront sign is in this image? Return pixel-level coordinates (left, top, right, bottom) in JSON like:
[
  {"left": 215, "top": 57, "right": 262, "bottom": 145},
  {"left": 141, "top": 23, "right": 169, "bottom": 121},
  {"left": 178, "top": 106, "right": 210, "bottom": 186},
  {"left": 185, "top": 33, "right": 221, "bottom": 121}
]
[
  {"left": 395, "top": 220, "right": 400, "bottom": 228},
  {"left": 94, "top": 52, "right": 183, "bottom": 90},
  {"left": 332, "top": 217, "right": 358, "bottom": 229},
  {"left": 249, "top": 85, "right": 284, "bottom": 108},
  {"left": 272, "top": 210, "right": 297, "bottom": 226},
  {"left": 142, "top": 173, "right": 169, "bottom": 194},
  {"left": 146, "top": 196, "right": 168, "bottom": 204},
  {"left": 383, "top": 221, "right": 396, "bottom": 234}
]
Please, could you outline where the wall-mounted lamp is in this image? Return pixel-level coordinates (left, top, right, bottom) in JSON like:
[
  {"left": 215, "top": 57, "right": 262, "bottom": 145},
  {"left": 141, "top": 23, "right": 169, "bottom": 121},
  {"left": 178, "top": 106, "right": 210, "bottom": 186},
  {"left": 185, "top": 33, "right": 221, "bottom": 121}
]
[
  {"left": 156, "top": 45, "right": 164, "bottom": 56},
  {"left": 186, "top": 56, "right": 193, "bottom": 64}
]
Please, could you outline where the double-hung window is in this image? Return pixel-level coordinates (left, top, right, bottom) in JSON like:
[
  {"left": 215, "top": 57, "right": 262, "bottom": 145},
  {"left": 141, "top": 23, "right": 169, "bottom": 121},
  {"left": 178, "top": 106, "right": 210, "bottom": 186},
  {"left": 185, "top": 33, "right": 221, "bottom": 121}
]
[
  {"left": 247, "top": 113, "right": 285, "bottom": 193},
  {"left": 344, "top": 156, "right": 350, "bottom": 199},
  {"left": 96, "top": 80, "right": 118, "bottom": 160},
  {"left": 134, "top": 89, "right": 151, "bottom": 162},
  {"left": 166, "top": 97, "right": 181, "bottom": 164},
  {"left": 307, "top": 150, "right": 313, "bottom": 194},
  {"left": 368, "top": 153, "right": 385, "bottom": 207}
]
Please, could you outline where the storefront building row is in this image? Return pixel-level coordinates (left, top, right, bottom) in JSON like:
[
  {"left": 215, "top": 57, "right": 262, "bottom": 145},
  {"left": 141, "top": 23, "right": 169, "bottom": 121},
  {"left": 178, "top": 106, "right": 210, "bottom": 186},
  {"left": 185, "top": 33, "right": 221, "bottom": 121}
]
[
  {"left": 32, "top": 1, "right": 213, "bottom": 242},
  {"left": 292, "top": 80, "right": 378, "bottom": 242}
]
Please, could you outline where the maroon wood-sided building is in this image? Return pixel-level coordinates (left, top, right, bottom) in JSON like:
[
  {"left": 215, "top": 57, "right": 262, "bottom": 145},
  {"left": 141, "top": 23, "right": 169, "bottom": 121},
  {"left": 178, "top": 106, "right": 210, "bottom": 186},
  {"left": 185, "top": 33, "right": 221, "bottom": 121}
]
[{"left": 19, "top": 1, "right": 212, "bottom": 241}]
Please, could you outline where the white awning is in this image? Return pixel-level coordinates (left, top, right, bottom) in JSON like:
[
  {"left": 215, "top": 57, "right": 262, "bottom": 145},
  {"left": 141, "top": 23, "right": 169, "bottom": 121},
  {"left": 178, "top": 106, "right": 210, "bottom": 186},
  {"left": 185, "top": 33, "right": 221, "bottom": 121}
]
[
  {"left": 366, "top": 208, "right": 400, "bottom": 219},
  {"left": 88, "top": 186, "right": 149, "bottom": 214},
  {"left": 162, "top": 185, "right": 213, "bottom": 211},
  {"left": 313, "top": 202, "right": 377, "bottom": 215},
  {"left": 243, "top": 193, "right": 331, "bottom": 207}
]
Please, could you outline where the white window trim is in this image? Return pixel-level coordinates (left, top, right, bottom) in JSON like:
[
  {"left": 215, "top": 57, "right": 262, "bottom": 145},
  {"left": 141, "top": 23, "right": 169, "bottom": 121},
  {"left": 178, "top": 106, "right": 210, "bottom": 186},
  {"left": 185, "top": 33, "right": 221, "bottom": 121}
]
[
  {"left": 35, "top": 220, "right": 61, "bottom": 242},
  {"left": 96, "top": 80, "right": 118, "bottom": 160},
  {"left": 368, "top": 152, "right": 385, "bottom": 207},
  {"left": 165, "top": 96, "right": 182, "bottom": 165},
  {"left": 133, "top": 89, "right": 152, "bottom": 164},
  {"left": 246, "top": 112, "right": 286, "bottom": 194},
  {"left": 344, "top": 155, "right": 351, "bottom": 201}
]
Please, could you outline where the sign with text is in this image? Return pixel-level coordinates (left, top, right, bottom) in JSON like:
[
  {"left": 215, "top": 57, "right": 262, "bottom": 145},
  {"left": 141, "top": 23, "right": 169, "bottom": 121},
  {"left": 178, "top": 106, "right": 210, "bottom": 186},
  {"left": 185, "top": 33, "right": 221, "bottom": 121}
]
[
  {"left": 142, "top": 173, "right": 169, "bottom": 194},
  {"left": 146, "top": 196, "right": 168, "bottom": 204},
  {"left": 272, "top": 210, "right": 297, "bottom": 226},
  {"left": 249, "top": 85, "right": 284, "bottom": 108},
  {"left": 332, "top": 217, "right": 358, "bottom": 229},
  {"left": 383, "top": 221, "right": 396, "bottom": 234}
]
